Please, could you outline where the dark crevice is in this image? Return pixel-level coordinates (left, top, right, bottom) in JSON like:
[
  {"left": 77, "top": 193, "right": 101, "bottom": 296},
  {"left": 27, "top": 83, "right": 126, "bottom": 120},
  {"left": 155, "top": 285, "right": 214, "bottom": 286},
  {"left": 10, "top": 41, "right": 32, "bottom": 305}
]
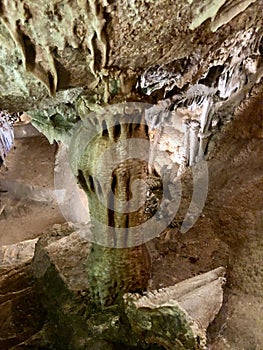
[
  {"left": 124, "top": 215, "right": 129, "bottom": 247},
  {"left": 108, "top": 174, "right": 117, "bottom": 228},
  {"left": 125, "top": 177, "right": 132, "bottom": 201},
  {"left": 23, "top": 3, "right": 33, "bottom": 23},
  {"left": 49, "top": 113, "right": 64, "bottom": 126},
  {"left": 111, "top": 173, "right": 117, "bottom": 195},
  {"left": 203, "top": 135, "right": 212, "bottom": 156},
  {"left": 85, "top": 1, "right": 90, "bottom": 14},
  {"left": 47, "top": 71, "right": 56, "bottom": 96},
  {"left": 17, "top": 28, "right": 36, "bottom": 70},
  {"left": 88, "top": 175, "right": 95, "bottom": 192},
  {"left": 91, "top": 32, "right": 102, "bottom": 72},
  {"left": 54, "top": 4, "right": 62, "bottom": 21},
  {"left": 134, "top": 123, "right": 141, "bottom": 131},
  {"left": 102, "top": 120, "right": 109, "bottom": 137},
  {"left": 0, "top": 1, "right": 4, "bottom": 16},
  {"left": 108, "top": 174, "right": 117, "bottom": 235},
  {"left": 95, "top": 3, "right": 101, "bottom": 16},
  {"left": 73, "top": 23, "right": 78, "bottom": 37},
  {"left": 54, "top": 58, "right": 71, "bottom": 90},
  {"left": 199, "top": 65, "right": 224, "bottom": 87},
  {"left": 259, "top": 35, "right": 263, "bottom": 55},
  {"left": 77, "top": 170, "right": 89, "bottom": 192},
  {"left": 101, "top": 6, "right": 110, "bottom": 68},
  {"left": 113, "top": 122, "right": 121, "bottom": 141},
  {"left": 164, "top": 85, "right": 182, "bottom": 99},
  {"left": 128, "top": 123, "right": 133, "bottom": 137},
  {"left": 125, "top": 215, "right": 129, "bottom": 229},
  {"left": 108, "top": 207, "right": 115, "bottom": 230},
  {"left": 153, "top": 168, "right": 159, "bottom": 177}
]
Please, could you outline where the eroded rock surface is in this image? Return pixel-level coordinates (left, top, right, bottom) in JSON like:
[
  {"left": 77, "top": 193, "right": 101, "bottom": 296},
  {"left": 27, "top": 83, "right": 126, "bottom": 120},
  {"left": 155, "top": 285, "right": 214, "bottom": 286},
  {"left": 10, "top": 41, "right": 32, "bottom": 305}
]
[
  {"left": 0, "top": 263, "right": 45, "bottom": 350},
  {"left": 125, "top": 267, "right": 226, "bottom": 350},
  {"left": 6, "top": 223, "right": 223, "bottom": 350},
  {"left": 0, "top": 0, "right": 261, "bottom": 113},
  {"left": 0, "top": 1, "right": 262, "bottom": 349},
  {"left": 205, "top": 83, "right": 263, "bottom": 349}
]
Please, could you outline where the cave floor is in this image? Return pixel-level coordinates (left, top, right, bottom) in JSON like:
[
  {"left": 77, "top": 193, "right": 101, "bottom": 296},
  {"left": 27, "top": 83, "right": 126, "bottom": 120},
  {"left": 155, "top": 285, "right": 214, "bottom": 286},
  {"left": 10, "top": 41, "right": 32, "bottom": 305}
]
[{"left": 0, "top": 132, "right": 65, "bottom": 245}]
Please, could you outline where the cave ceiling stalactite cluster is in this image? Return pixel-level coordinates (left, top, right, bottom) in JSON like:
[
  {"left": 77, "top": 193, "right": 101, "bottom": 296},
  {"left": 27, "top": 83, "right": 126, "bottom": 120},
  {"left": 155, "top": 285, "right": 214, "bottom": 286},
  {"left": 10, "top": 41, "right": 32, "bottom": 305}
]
[
  {"left": 0, "top": 0, "right": 261, "bottom": 113},
  {"left": 0, "top": 0, "right": 260, "bottom": 178},
  {"left": 0, "top": 0, "right": 262, "bottom": 349}
]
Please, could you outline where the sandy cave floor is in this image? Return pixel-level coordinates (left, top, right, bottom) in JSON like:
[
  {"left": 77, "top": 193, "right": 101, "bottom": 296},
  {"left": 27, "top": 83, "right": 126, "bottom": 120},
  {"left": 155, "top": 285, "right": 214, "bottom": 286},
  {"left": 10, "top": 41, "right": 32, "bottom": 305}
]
[{"left": 0, "top": 134, "right": 65, "bottom": 245}]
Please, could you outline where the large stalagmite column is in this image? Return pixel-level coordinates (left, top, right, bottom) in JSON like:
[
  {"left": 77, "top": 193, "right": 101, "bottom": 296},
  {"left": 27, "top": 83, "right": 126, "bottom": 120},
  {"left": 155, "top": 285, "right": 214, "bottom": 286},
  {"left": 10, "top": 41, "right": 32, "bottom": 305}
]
[{"left": 70, "top": 104, "right": 152, "bottom": 308}]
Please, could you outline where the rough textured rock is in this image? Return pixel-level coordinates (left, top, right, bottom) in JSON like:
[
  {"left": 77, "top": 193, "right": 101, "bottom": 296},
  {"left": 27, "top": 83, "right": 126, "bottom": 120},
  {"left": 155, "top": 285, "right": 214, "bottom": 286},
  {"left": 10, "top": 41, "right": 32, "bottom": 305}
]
[
  {"left": 0, "top": 263, "right": 45, "bottom": 350},
  {"left": 0, "top": 0, "right": 261, "bottom": 113},
  {"left": 31, "top": 224, "right": 151, "bottom": 349},
  {"left": 124, "top": 267, "right": 226, "bottom": 350},
  {"left": 204, "top": 83, "right": 263, "bottom": 349},
  {"left": 26, "top": 223, "right": 225, "bottom": 349},
  {"left": 0, "top": 1, "right": 262, "bottom": 349},
  {"left": 0, "top": 238, "right": 37, "bottom": 273}
]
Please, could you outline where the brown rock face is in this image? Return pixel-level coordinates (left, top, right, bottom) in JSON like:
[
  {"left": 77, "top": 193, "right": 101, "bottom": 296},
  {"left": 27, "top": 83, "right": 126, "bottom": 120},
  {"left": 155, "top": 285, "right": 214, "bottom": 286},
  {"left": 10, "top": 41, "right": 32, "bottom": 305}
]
[
  {"left": 205, "top": 84, "right": 263, "bottom": 348},
  {"left": 0, "top": 263, "right": 45, "bottom": 349}
]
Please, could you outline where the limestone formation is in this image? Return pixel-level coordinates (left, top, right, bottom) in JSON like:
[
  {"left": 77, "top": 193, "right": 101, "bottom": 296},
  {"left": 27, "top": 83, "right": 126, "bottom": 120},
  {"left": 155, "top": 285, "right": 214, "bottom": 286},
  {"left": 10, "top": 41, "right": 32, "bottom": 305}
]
[
  {"left": 30, "top": 224, "right": 225, "bottom": 349},
  {"left": 69, "top": 104, "right": 152, "bottom": 308},
  {"left": 0, "top": 238, "right": 37, "bottom": 273},
  {"left": 0, "top": 262, "right": 45, "bottom": 349},
  {"left": 0, "top": 0, "right": 262, "bottom": 349},
  {"left": 124, "top": 267, "right": 226, "bottom": 350}
]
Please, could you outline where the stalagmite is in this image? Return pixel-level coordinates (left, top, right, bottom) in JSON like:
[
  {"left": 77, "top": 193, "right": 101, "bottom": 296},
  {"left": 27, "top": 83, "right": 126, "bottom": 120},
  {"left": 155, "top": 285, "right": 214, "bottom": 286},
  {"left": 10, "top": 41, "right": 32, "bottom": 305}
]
[{"left": 69, "top": 104, "right": 152, "bottom": 309}]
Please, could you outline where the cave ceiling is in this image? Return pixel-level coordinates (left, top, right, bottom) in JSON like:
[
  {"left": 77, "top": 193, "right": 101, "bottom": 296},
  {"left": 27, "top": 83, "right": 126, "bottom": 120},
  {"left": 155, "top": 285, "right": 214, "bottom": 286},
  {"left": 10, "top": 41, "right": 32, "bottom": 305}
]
[{"left": 0, "top": 0, "right": 262, "bottom": 146}]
